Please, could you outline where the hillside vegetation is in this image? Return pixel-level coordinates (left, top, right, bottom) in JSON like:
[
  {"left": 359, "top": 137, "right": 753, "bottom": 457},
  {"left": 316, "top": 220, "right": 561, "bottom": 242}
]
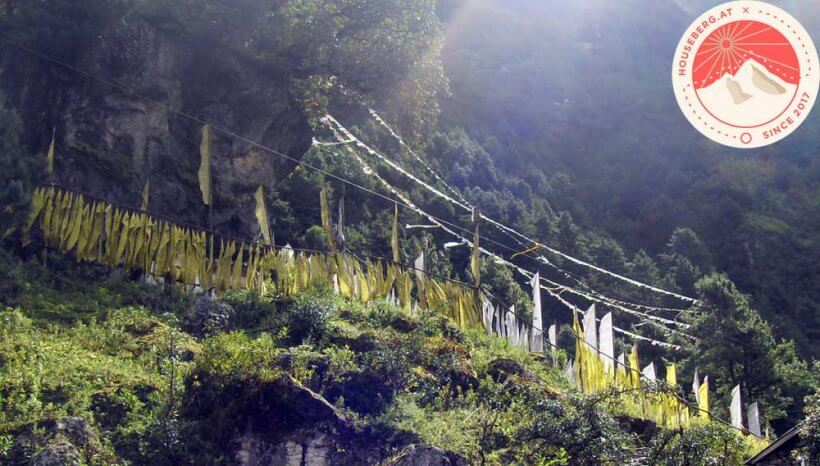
[
  {"left": 0, "top": 0, "right": 819, "bottom": 463},
  {"left": 0, "top": 249, "right": 774, "bottom": 465}
]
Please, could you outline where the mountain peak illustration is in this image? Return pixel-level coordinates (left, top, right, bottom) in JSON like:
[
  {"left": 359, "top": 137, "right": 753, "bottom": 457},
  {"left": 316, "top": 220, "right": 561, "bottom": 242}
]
[
  {"left": 726, "top": 78, "right": 753, "bottom": 104},
  {"left": 697, "top": 59, "right": 796, "bottom": 127}
]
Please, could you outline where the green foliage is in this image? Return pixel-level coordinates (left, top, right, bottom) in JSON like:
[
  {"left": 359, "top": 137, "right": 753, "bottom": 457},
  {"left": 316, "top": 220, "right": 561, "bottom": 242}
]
[
  {"left": 194, "top": 332, "right": 282, "bottom": 384},
  {"left": 687, "top": 273, "right": 814, "bottom": 432},
  {"left": 798, "top": 366, "right": 820, "bottom": 465},
  {"left": 518, "top": 392, "right": 632, "bottom": 465},
  {"left": 0, "top": 306, "right": 194, "bottom": 463},
  {"left": 221, "top": 290, "right": 279, "bottom": 331},
  {"left": 479, "top": 258, "right": 533, "bottom": 319},
  {"left": 133, "top": 0, "right": 447, "bottom": 133},
  {"left": 0, "top": 247, "right": 778, "bottom": 465},
  {"left": 646, "top": 421, "right": 761, "bottom": 466}
]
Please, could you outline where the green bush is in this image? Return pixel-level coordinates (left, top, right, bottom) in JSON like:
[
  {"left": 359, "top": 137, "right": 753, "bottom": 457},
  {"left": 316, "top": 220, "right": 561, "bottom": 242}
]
[{"left": 646, "top": 420, "right": 761, "bottom": 466}]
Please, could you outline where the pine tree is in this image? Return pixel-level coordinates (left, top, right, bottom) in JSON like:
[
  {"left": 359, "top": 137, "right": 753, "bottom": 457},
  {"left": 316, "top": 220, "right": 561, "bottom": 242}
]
[{"left": 687, "top": 273, "right": 813, "bottom": 432}]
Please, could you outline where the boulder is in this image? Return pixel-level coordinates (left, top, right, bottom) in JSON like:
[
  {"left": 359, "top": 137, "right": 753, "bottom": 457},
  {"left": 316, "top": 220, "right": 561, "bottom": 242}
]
[{"left": 30, "top": 441, "right": 81, "bottom": 466}]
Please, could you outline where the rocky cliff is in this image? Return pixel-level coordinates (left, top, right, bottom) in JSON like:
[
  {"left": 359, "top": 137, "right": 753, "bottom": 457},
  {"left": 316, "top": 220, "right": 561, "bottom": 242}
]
[{"left": 0, "top": 17, "right": 312, "bottom": 239}]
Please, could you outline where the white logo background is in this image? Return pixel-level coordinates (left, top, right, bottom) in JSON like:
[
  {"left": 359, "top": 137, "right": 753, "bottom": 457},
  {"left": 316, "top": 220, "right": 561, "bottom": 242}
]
[{"left": 673, "top": 1, "right": 819, "bottom": 149}]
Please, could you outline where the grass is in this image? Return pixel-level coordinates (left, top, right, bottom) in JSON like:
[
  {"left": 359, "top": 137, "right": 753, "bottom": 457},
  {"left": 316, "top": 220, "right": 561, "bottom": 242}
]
[{"left": 0, "top": 246, "right": 764, "bottom": 465}]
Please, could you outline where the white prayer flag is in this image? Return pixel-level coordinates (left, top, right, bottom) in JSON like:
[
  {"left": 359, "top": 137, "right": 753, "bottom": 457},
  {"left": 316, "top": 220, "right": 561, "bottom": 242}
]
[
  {"left": 519, "top": 322, "right": 530, "bottom": 350},
  {"left": 414, "top": 252, "right": 425, "bottom": 281},
  {"left": 692, "top": 368, "right": 701, "bottom": 403},
  {"left": 583, "top": 304, "right": 598, "bottom": 351},
  {"left": 730, "top": 385, "right": 743, "bottom": 429},
  {"left": 530, "top": 328, "right": 543, "bottom": 353},
  {"left": 506, "top": 307, "right": 517, "bottom": 345},
  {"left": 642, "top": 362, "right": 656, "bottom": 381},
  {"left": 530, "top": 272, "right": 544, "bottom": 352},
  {"left": 566, "top": 358, "right": 575, "bottom": 382},
  {"left": 493, "top": 307, "right": 502, "bottom": 337},
  {"left": 617, "top": 353, "right": 626, "bottom": 368},
  {"left": 599, "top": 312, "right": 615, "bottom": 372},
  {"left": 481, "top": 295, "right": 494, "bottom": 335},
  {"left": 548, "top": 324, "right": 557, "bottom": 350},
  {"left": 747, "top": 402, "right": 762, "bottom": 438}
]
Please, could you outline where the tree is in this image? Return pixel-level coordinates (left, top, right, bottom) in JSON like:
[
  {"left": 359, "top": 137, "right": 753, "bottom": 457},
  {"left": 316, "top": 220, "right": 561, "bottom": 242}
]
[
  {"left": 686, "top": 273, "right": 812, "bottom": 432},
  {"left": 140, "top": 0, "right": 447, "bottom": 135},
  {"left": 798, "top": 367, "right": 820, "bottom": 465},
  {"left": 0, "top": 97, "right": 37, "bottom": 234},
  {"left": 479, "top": 258, "right": 532, "bottom": 320}
]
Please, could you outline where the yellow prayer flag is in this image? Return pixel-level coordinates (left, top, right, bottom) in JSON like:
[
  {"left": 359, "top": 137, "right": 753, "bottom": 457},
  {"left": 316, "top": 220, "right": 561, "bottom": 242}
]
[
  {"left": 141, "top": 181, "right": 150, "bottom": 212},
  {"left": 391, "top": 203, "right": 400, "bottom": 263},
  {"left": 471, "top": 224, "right": 480, "bottom": 287},
  {"left": 698, "top": 377, "right": 710, "bottom": 419},
  {"left": 254, "top": 186, "right": 272, "bottom": 245},
  {"left": 628, "top": 346, "right": 641, "bottom": 388},
  {"left": 46, "top": 128, "right": 56, "bottom": 175},
  {"left": 320, "top": 187, "right": 336, "bottom": 253},
  {"left": 199, "top": 124, "right": 212, "bottom": 205},
  {"left": 666, "top": 364, "right": 677, "bottom": 387},
  {"left": 22, "top": 188, "right": 46, "bottom": 246},
  {"left": 232, "top": 243, "right": 245, "bottom": 289}
]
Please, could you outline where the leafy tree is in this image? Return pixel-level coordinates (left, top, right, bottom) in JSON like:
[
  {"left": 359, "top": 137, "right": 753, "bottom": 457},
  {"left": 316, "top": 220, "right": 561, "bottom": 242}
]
[
  {"left": 479, "top": 258, "right": 532, "bottom": 320},
  {"left": 646, "top": 421, "right": 758, "bottom": 466},
  {"left": 798, "top": 367, "right": 820, "bottom": 465},
  {"left": 663, "top": 227, "right": 713, "bottom": 273}
]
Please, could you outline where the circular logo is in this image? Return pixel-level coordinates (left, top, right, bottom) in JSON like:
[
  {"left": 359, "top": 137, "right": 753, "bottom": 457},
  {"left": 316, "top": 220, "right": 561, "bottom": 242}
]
[{"left": 673, "top": 1, "right": 819, "bottom": 148}]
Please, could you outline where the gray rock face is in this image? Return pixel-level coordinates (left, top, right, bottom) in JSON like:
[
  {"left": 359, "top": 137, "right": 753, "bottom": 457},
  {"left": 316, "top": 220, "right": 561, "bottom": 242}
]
[
  {"left": 1, "top": 18, "right": 312, "bottom": 239},
  {"left": 186, "top": 295, "right": 236, "bottom": 337},
  {"left": 30, "top": 441, "right": 81, "bottom": 466},
  {"left": 384, "top": 444, "right": 468, "bottom": 466},
  {"left": 51, "top": 417, "right": 95, "bottom": 448},
  {"left": 236, "top": 431, "right": 333, "bottom": 466}
]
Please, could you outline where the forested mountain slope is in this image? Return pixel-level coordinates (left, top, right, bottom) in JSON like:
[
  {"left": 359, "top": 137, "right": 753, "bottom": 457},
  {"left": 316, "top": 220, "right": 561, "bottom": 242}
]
[
  {"left": 437, "top": 0, "right": 820, "bottom": 358},
  {"left": 0, "top": 1, "right": 818, "bottom": 461}
]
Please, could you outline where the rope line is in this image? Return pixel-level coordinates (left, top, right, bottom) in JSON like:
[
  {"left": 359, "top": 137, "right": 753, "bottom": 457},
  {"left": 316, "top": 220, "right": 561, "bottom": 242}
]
[
  {"left": 323, "top": 117, "right": 688, "bottom": 349},
  {"left": 364, "top": 110, "right": 697, "bottom": 315},
  {"left": 347, "top": 111, "right": 700, "bottom": 305}
]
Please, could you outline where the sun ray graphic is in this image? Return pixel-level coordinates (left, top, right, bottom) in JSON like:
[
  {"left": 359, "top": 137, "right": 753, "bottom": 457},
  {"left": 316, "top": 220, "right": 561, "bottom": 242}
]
[{"left": 692, "top": 20, "right": 799, "bottom": 89}]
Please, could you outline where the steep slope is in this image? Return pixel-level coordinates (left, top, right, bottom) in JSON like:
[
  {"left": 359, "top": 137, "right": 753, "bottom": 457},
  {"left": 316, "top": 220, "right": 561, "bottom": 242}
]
[
  {"left": 437, "top": 0, "right": 820, "bottom": 357},
  {"left": 0, "top": 249, "right": 768, "bottom": 465}
]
